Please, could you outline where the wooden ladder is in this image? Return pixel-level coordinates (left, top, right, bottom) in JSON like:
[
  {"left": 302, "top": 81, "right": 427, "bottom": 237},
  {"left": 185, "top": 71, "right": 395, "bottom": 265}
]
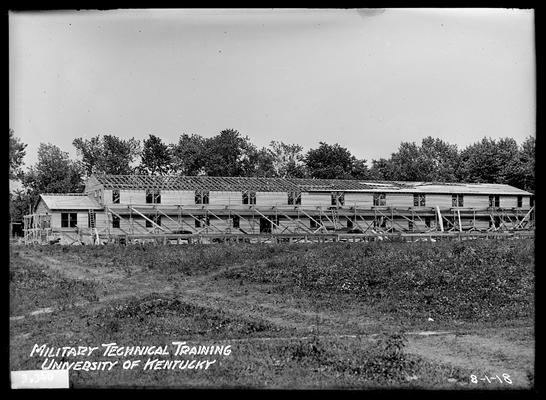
[{"left": 89, "top": 209, "right": 96, "bottom": 228}]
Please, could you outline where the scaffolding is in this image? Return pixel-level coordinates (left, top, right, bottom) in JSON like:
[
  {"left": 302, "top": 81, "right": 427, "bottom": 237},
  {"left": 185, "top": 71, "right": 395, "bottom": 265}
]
[
  {"left": 23, "top": 174, "right": 535, "bottom": 245},
  {"left": 20, "top": 204, "right": 531, "bottom": 245}
]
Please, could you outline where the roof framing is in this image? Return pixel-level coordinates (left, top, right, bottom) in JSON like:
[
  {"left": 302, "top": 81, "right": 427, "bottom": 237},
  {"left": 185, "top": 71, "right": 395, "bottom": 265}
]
[{"left": 89, "top": 174, "right": 533, "bottom": 195}]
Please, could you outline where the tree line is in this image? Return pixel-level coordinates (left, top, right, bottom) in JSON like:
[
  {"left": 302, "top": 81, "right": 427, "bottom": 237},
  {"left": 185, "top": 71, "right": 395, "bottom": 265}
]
[{"left": 8, "top": 128, "right": 535, "bottom": 222}]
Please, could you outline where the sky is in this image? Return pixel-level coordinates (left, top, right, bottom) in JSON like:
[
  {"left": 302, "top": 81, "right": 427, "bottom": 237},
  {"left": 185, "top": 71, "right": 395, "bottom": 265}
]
[{"left": 9, "top": 8, "right": 535, "bottom": 172}]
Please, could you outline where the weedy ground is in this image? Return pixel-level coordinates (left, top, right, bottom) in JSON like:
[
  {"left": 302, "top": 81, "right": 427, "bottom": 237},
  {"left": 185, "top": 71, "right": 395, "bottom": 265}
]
[{"left": 9, "top": 239, "right": 534, "bottom": 389}]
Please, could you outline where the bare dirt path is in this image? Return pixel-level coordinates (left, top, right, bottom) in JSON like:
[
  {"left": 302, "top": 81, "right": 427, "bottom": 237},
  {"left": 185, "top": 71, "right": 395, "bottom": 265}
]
[{"left": 14, "top": 252, "right": 534, "bottom": 388}]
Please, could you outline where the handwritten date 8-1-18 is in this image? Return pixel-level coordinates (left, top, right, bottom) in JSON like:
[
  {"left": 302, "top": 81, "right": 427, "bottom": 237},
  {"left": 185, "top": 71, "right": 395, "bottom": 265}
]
[{"left": 470, "top": 374, "right": 512, "bottom": 384}]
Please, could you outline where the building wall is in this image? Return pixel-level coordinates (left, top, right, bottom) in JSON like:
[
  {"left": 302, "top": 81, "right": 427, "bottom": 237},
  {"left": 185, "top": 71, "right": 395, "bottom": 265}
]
[
  {"left": 161, "top": 190, "right": 195, "bottom": 205},
  {"left": 94, "top": 188, "right": 533, "bottom": 212},
  {"left": 385, "top": 193, "right": 414, "bottom": 208},
  {"left": 301, "top": 192, "right": 331, "bottom": 207},
  {"left": 119, "top": 190, "right": 146, "bottom": 205},
  {"left": 464, "top": 195, "right": 489, "bottom": 208},
  {"left": 501, "top": 195, "right": 518, "bottom": 208},
  {"left": 209, "top": 191, "right": 240, "bottom": 206},
  {"left": 256, "top": 191, "right": 288, "bottom": 207},
  {"left": 35, "top": 200, "right": 50, "bottom": 215},
  {"left": 47, "top": 211, "right": 90, "bottom": 229},
  {"left": 425, "top": 194, "right": 455, "bottom": 208},
  {"left": 345, "top": 193, "right": 373, "bottom": 208}
]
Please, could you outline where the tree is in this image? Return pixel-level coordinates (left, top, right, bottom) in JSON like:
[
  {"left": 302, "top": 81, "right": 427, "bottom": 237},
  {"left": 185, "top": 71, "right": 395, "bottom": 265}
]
[
  {"left": 519, "top": 135, "right": 535, "bottom": 193},
  {"left": 10, "top": 189, "right": 33, "bottom": 222},
  {"left": 305, "top": 142, "right": 365, "bottom": 179},
  {"left": 9, "top": 129, "right": 27, "bottom": 180},
  {"left": 246, "top": 146, "right": 277, "bottom": 177},
  {"left": 368, "top": 158, "right": 399, "bottom": 180},
  {"left": 351, "top": 158, "right": 371, "bottom": 180},
  {"left": 72, "top": 136, "right": 103, "bottom": 176},
  {"left": 21, "top": 143, "right": 84, "bottom": 206},
  {"left": 457, "top": 137, "right": 523, "bottom": 186},
  {"left": 369, "top": 138, "right": 459, "bottom": 182},
  {"left": 138, "top": 134, "right": 172, "bottom": 175},
  {"left": 269, "top": 141, "right": 307, "bottom": 178},
  {"left": 202, "top": 129, "right": 257, "bottom": 176},
  {"left": 171, "top": 134, "right": 207, "bottom": 175},
  {"left": 73, "top": 135, "right": 141, "bottom": 176},
  {"left": 416, "top": 137, "right": 460, "bottom": 182},
  {"left": 385, "top": 142, "right": 423, "bottom": 181}
]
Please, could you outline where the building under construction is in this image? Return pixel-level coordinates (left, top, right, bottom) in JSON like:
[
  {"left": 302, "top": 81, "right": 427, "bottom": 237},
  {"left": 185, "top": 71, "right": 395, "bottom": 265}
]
[{"left": 23, "top": 174, "right": 535, "bottom": 245}]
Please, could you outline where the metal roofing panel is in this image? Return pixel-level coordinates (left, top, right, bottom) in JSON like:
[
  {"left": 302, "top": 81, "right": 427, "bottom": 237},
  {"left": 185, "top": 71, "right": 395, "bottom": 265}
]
[{"left": 40, "top": 194, "right": 103, "bottom": 210}]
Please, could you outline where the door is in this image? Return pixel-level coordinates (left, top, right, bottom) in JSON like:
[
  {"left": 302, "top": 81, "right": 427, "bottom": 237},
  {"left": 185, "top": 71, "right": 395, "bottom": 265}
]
[{"left": 259, "top": 217, "right": 272, "bottom": 233}]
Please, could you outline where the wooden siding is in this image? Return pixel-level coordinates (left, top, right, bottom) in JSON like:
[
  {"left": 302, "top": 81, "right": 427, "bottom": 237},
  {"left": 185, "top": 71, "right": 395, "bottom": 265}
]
[
  {"left": 386, "top": 193, "right": 414, "bottom": 208},
  {"left": 161, "top": 190, "right": 195, "bottom": 205},
  {"left": 301, "top": 192, "right": 331, "bottom": 207},
  {"left": 83, "top": 176, "right": 103, "bottom": 193},
  {"left": 501, "top": 195, "right": 518, "bottom": 208},
  {"left": 209, "top": 191, "right": 240, "bottom": 206},
  {"left": 35, "top": 200, "right": 50, "bottom": 214},
  {"left": 47, "top": 211, "right": 88, "bottom": 229},
  {"left": 425, "top": 194, "right": 454, "bottom": 208},
  {"left": 84, "top": 189, "right": 104, "bottom": 206},
  {"left": 89, "top": 189, "right": 534, "bottom": 211},
  {"left": 345, "top": 193, "right": 374, "bottom": 208},
  {"left": 103, "top": 189, "right": 113, "bottom": 205},
  {"left": 119, "top": 190, "right": 146, "bottom": 205},
  {"left": 50, "top": 213, "right": 61, "bottom": 228},
  {"left": 464, "top": 195, "right": 489, "bottom": 208},
  {"left": 256, "top": 191, "right": 288, "bottom": 207}
]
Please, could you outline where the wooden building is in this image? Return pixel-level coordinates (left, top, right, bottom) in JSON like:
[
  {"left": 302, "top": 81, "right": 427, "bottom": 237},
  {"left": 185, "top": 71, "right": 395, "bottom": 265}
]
[{"left": 23, "top": 174, "right": 535, "bottom": 244}]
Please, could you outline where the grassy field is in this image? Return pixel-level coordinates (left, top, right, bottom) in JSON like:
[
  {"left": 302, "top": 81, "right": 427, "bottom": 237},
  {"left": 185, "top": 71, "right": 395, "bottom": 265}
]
[{"left": 9, "top": 239, "right": 535, "bottom": 389}]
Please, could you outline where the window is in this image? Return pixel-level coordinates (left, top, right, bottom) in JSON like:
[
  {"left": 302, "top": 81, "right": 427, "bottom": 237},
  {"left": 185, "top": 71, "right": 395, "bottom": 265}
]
[
  {"left": 310, "top": 217, "right": 319, "bottom": 229},
  {"left": 242, "top": 191, "right": 256, "bottom": 205},
  {"left": 347, "top": 218, "right": 354, "bottom": 229},
  {"left": 194, "top": 190, "right": 210, "bottom": 205},
  {"left": 331, "top": 192, "right": 345, "bottom": 207},
  {"left": 517, "top": 196, "right": 523, "bottom": 208},
  {"left": 195, "top": 216, "right": 209, "bottom": 228},
  {"left": 413, "top": 194, "right": 426, "bottom": 207},
  {"left": 88, "top": 210, "right": 96, "bottom": 228},
  {"left": 145, "top": 215, "right": 161, "bottom": 228},
  {"left": 408, "top": 220, "right": 414, "bottom": 231},
  {"left": 425, "top": 217, "right": 432, "bottom": 228},
  {"left": 232, "top": 215, "right": 240, "bottom": 229},
  {"left": 112, "top": 215, "right": 120, "bottom": 229},
  {"left": 288, "top": 191, "right": 301, "bottom": 205},
  {"left": 530, "top": 196, "right": 535, "bottom": 207},
  {"left": 452, "top": 194, "right": 464, "bottom": 207},
  {"left": 112, "top": 189, "right": 120, "bottom": 204},
  {"left": 489, "top": 195, "right": 500, "bottom": 208},
  {"left": 146, "top": 189, "right": 161, "bottom": 204},
  {"left": 373, "top": 193, "right": 386, "bottom": 206},
  {"left": 61, "top": 213, "right": 78, "bottom": 228}
]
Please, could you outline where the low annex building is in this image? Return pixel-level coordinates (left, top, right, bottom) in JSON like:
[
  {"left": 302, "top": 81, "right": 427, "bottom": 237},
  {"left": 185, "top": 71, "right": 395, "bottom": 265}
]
[{"left": 23, "top": 174, "right": 535, "bottom": 244}]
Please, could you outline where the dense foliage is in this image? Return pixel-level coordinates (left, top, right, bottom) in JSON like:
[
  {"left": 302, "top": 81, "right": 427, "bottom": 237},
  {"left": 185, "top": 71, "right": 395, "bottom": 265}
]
[{"left": 8, "top": 127, "right": 535, "bottom": 224}]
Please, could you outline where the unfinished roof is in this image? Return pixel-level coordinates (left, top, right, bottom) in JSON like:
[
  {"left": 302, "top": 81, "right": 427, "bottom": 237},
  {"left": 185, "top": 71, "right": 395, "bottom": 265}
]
[
  {"left": 87, "top": 174, "right": 533, "bottom": 196},
  {"left": 39, "top": 194, "right": 103, "bottom": 210}
]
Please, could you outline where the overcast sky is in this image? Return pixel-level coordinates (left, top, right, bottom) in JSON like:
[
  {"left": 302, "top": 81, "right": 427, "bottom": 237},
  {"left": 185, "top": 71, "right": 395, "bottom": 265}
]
[{"left": 9, "top": 8, "right": 535, "bottom": 170}]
